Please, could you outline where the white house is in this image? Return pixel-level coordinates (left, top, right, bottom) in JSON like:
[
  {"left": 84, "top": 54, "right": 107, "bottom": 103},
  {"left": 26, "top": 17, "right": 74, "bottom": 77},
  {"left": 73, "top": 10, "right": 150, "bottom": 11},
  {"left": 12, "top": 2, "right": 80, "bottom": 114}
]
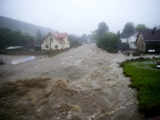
[
  {"left": 121, "top": 33, "right": 137, "bottom": 49},
  {"left": 41, "top": 32, "right": 70, "bottom": 51}
]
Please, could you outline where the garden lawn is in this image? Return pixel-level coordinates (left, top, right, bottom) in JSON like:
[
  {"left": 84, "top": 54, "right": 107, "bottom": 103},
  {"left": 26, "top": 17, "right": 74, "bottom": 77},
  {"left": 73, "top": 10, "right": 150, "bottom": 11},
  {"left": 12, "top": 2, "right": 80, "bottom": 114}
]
[{"left": 122, "top": 58, "right": 160, "bottom": 117}]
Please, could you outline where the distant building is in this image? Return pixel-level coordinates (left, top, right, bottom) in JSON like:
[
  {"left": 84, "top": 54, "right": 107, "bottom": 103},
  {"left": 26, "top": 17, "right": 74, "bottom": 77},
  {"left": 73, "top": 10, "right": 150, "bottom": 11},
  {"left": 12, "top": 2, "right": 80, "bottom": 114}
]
[
  {"left": 41, "top": 32, "right": 70, "bottom": 51},
  {"left": 121, "top": 34, "right": 137, "bottom": 49},
  {"left": 136, "top": 29, "right": 160, "bottom": 53}
]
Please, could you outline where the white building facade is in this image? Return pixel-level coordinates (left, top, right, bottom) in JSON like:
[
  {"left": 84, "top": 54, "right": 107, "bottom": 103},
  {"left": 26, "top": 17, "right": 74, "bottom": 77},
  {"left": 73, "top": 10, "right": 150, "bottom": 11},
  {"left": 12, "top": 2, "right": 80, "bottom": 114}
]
[
  {"left": 121, "top": 34, "right": 137, "bottom": 49},
  {"left": 41, "top": 32, "right": 70, "bottom": 51}
]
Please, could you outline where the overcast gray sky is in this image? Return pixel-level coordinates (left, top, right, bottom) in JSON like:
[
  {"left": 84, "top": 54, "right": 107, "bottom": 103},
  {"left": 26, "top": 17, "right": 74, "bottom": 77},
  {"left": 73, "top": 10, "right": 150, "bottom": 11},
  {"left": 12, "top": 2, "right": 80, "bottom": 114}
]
[{"left": 0, "top": 0, "right": 160, "bottom": 35}]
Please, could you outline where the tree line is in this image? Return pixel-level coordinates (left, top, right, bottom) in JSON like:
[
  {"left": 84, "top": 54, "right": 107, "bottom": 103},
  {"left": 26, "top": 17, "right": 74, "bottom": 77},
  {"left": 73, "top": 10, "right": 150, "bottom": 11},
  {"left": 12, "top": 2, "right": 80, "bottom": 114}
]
[
  {"left": 0, "top": 22, "right": 150, "bottom": 52},
  {"left": 0, "top": 27, "right": 88, "bottom": 51},
  {"left": 93, "top": 22, "right": 148, "bottom": 52},
  {"left": 0, "top": 28, "right": 35, "bottom": 50}
]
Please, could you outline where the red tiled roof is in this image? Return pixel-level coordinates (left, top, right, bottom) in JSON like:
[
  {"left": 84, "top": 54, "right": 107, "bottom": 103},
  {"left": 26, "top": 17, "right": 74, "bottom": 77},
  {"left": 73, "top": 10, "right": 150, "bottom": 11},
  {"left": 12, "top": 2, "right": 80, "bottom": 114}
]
[
  {"left": 43, "top": 32, "right": 68, "bottom": 44},
  {"left": 54, "top": 32, "right": 67, "bottom": 40}
]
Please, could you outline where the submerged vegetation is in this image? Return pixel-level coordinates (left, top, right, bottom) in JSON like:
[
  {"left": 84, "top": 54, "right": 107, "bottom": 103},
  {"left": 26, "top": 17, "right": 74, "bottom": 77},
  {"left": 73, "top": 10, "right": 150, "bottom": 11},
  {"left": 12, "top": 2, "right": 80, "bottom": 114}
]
[{"left": 121, "top": 58, "right": 160, "bottom": 117}]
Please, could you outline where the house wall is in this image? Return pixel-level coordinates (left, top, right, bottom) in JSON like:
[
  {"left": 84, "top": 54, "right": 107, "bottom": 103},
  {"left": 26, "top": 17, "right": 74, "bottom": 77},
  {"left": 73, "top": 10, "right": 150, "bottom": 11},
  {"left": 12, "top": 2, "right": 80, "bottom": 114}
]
[
  {"left": 41, "top": 36, "right": 51, "bottom": 50},
  {"left": 120, "top": 34, "right": 137, "bottom": 49},
  {"left": 136, "top": 34, "right": 146, "bottom": 52},
  {"left": 145, "top": 41, "right": 160, "bottom": 51},
  {"left": 63, "top": 37, "right": 70, "bottom": 49},
  {"left": 50, "top": 38, "right": 63, "bottom": 50},
  {"left": 41, "top": 34, "right": 70, "bottom": 51}
]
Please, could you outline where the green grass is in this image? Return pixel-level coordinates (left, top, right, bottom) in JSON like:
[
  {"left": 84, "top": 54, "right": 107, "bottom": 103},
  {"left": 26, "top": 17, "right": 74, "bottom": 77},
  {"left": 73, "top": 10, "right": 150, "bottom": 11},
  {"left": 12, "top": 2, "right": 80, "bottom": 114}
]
[{"left": 121, "top": 58, "right": 160, "bottom": 117}]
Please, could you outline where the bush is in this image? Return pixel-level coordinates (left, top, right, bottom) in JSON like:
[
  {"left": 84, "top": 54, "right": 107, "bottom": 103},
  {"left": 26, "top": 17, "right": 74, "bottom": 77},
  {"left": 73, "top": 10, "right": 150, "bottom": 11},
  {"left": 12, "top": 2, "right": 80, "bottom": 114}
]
[{"left": 96, "top": 32, "right": 120, "bottom": 53}]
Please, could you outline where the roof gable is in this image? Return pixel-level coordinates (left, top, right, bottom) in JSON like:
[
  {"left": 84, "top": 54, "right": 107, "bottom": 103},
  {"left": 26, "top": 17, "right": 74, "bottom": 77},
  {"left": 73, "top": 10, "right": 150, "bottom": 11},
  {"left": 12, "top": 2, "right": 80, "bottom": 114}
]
[{"left": 42, "top": 32, "right": 68, "bottom": 45}]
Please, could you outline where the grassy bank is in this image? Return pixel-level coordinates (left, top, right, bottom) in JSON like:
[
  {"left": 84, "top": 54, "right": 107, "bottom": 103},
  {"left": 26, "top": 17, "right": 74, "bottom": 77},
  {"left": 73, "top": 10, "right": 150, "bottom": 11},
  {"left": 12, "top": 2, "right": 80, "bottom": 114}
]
[{"left": 121, "top": 58, "right": 160, "bottom": 117}]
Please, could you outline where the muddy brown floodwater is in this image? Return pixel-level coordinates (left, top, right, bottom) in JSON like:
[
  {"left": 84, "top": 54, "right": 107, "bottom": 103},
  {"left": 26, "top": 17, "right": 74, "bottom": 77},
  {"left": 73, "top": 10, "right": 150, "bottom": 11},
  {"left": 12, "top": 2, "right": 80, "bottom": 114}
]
[{"left": 0, "top": 44, "right": 144, "bottom": 120}]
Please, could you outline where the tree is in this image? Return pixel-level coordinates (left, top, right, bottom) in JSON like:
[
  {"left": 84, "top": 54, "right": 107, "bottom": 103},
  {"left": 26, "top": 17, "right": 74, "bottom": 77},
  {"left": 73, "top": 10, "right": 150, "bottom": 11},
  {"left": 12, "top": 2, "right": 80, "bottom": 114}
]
[
  {"left": 80, "top": 34, "right": 89, "bottom": 44},
  {"left": 95, "top": 22, "right": 109, "bottom": 37},
  {"left": 116, "top": 31, "right": 121, "bottom": 39},
  {"left": 122, "top": 22, "right": 135, "bottom": 39},
  {"left": 35, "top": 30, "right": 43, "bottom": 48},
  {"left": 96, "top": 32, "right": 120, "bottom": 53},
  {"left": 0, "top": 28, "right": 12, "bottom": 49},
  {"left": 0, "top": 28, "right": 35, "bottom": 50},
  {"left": 68, "top": 35, "right": 82, "bottom": 48},
  {"left": 136, "top": 24, "right": 147, "bottom": 32}
]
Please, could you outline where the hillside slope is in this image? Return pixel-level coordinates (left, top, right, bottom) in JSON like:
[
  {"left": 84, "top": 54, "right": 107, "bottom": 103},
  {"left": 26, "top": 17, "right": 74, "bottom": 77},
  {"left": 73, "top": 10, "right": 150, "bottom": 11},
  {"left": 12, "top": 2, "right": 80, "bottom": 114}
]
[{"left": 0, "top": 16, "right": 54, "bottom": 37}]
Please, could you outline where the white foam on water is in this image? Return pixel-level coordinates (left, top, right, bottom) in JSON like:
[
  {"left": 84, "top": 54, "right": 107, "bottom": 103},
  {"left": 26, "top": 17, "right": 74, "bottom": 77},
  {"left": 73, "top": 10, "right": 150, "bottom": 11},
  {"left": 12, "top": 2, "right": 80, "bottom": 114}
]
[
  {"left": 156, "top": 65, "right": 160, "bottom": 68},
  {"left": 11, "top": 56, "right": 36, "bottom": 65}
]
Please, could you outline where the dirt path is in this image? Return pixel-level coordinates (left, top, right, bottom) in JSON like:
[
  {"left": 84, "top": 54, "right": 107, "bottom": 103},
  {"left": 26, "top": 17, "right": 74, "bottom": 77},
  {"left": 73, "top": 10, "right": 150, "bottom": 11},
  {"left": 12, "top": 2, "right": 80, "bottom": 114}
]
[{"left": 0, "top": 44, "right": 143, "bottom": 120}]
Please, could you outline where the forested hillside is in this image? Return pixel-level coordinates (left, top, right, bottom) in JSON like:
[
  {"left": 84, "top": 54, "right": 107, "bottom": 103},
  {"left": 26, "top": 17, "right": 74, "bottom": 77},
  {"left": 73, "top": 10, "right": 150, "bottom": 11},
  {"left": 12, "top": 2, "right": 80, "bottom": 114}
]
[{"left": 0, "top": 16, "right": 53, "bottom": 37}]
